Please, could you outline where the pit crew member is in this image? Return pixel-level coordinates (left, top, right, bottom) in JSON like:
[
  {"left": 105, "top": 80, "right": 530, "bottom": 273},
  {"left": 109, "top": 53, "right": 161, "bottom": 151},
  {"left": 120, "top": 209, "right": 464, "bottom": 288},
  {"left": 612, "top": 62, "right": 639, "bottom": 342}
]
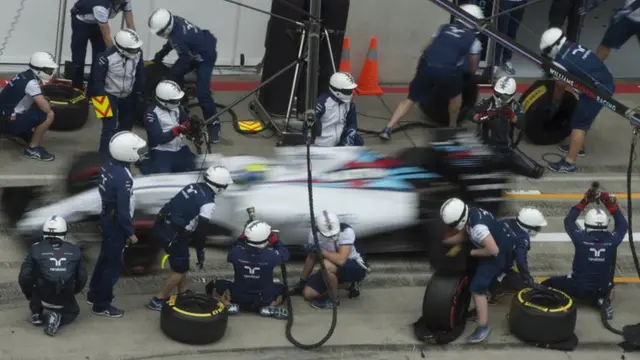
[
  {"left": 147, "top": 166, "right": 234, "bottom": 311},
  {"left": 91, "top": 29, "right": 144, "bottom": 155},
  {"left": 0, "top": 52, "right": 57, "bottom": 161},
  {"left": 205, "top": 220, "right": 290, "bottom": 319},
  {"left": 87, "top": 131, "right": 146, "bottom": 318},
  {"left": 379, "top": 4, "right": 484, "bottom": 138},
  {"left": 596, "top": 0, "right": 640, "bottom": 62},
  {"left": 541, "top": 190, "right": 627, "bottom": 320},
  {"left": 70, "top": 0, "right": 136, "bottom": 91},
  {"left": 291, "top": 211, "right": 369, "bottom": 309},
  {"left": 19, "top": 215, "right": 87, "bottom": 337},
  {"left": 539, "top": 28, "right": 614, "bottom": 173},
  {"left": 148, "top": 8, "right": 220, "bottom": 143},
  {"left": 308, "top": 72, "right": 363, "bottom": 147},
  {"left": 470, "top": 76, "right": 545, "bottom": 179},
  {"left": 140, "top": 80, "right": 195, "bottom": 174},
  {"left": 440, "top": 197, "right": 513, "bottom": 343}
]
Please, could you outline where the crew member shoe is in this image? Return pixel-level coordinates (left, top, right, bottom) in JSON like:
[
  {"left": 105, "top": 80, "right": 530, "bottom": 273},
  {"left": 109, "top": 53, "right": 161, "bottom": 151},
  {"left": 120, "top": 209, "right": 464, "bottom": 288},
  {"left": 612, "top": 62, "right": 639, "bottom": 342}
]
[
  {"left": 147, "top": 297, "right": 166, "bottom": 311},
  {"left": 468, "top": 325, "right": 492, "bottom": 344},
  {"left": 378, "top": 127, "right": 391, "bottom": 141},
  {"left": 557, "top": 144, "right": 586, "bottom": 157},
  {"left": 347, "top": 282, "right": 361, "bottom": 299},
  {"left": 30, "top": 313, "right": 43, "bottom": 326},
  {"left": 311, "top": 297, "right": 340, "bottom": 309},
  {"left": 24, "top": 146, "right": 55, "bottom": 162},
  {"left": 259, "top": 306, "right": 289, "bottom": 320},
  {"left": 598, "top": 299, "right": 614, "bottom": 320},
  {"left": 502, "top": 61, "right": 516, "bottom": 75},
  {"left": 87, "top": 295, "right": 114, "bottom": 306},
  {"left": 548, "top": 159, "right": 577, "bottom": 173},
  {"left": 92, "top": 305, "right": 124, "bottom": 318},
  {"left": 44, "top": 312, "right": 61, "bottom": 337},
  {"left": 227, "top": 303, "right": 240, "bottom": 315}
]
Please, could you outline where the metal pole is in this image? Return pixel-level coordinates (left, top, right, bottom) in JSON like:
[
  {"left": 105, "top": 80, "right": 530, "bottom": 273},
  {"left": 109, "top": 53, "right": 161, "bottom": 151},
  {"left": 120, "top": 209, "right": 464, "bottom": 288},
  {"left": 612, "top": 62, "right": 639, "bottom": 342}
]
[
  {"left": 303, "top": 0, "right": 322, "bottom": 141},
  {"left": 54, "top": 0, "right": 69, "bottom": 77},
  {"left": 485, "top": 0, "right": 500, "bottom": 74},
  {"left": 120, "top": 14, "right": 126, "bottom": 29},
  {"left": 285, "top": 30, "right": 307, "bottom": 124}
]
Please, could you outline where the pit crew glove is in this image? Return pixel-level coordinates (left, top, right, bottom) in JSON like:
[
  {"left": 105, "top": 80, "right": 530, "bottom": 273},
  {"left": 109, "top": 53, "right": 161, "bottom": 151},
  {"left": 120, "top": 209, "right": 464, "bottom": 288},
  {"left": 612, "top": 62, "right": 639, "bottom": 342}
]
[
  {"left": 599, "top": 192, "right": 618, "bottom": 213},
  {"left": 576, "top": 187, "right": 596, "bottom": 211},
  {"left": 196, "top": 248, "right": 205, "bottom": 270},
  {"left": 445, "top": 244, "right": 462, "bottom": 257},
  {"left": 530, "top": 281, "right": 547, "bottom": 292},
  {"left": 612, "top": 8, "right": 632, "bottom": 23},
  {"left": 289, "top": 279, "right": 307, "bottom": 296},
  {"left": 345, "top": 129, "right": 358, "bottom": 146},
  {"left": 180, "top": 120, "right": 191, "bottom": 131},
  {"left": 268, "top": 231, "right": 279, "bottom": 245},
  {"left": 171, "top": 125, "right": 188, "bottom": 137}
]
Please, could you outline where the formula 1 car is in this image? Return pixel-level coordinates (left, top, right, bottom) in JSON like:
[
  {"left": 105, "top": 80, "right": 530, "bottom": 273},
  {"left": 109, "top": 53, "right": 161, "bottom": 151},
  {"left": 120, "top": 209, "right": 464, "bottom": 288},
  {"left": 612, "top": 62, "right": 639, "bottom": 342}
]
[{"left": 1, "top": 128, "right": 509, "bottom": 256}]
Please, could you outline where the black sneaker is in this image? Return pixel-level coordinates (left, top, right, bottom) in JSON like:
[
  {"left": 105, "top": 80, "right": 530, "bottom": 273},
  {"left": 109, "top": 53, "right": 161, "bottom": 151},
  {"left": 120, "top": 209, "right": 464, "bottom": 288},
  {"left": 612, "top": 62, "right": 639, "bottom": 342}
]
[
  {"left": 30, "top": 313, "right": 43, "bottom": 326},
  {"left": 347, "top": 282, "right": 361, "bottom": 299},
  {"left": 44, "top": 312, "right": 61, "bottom": 336}
]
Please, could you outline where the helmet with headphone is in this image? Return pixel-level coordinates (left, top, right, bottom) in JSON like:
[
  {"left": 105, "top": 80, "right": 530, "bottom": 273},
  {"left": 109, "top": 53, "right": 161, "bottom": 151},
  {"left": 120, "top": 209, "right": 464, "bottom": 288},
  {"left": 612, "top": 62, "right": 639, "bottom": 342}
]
[
  {"left": 440, "top": 198, "right": 469, "bottom": 231},
  {"left": 243, "top": 220, "right": 272, "bottom": 249},
  {"left": 114, "top": 29, "right": 142, "bottom": 59},
  {"left": 584, "top": 208, "right": 609, "bottom": 232},
  {"left": 109, "top": 131, "right": 147, "bottom": 163},
  {"left": 42, "top": 215, "right": 68, "bottom": 242},
  {"left": 540, "top": 27, "right": 567, "bottom": 59},
  {"left": 148, "top": 8, "right": 174, "bottom": 39},
  {"left": 203, "top": 166, "right": 234, "bottom": 194},
  {"left": 29, "top": 52, "right": 57, "bottom": 83},
  {"left": 329, "top": 72, "right": 358, "bottom": 103},
  {"left": 155, "top": 80, "right": 185, "bottom": 109},
  {"left": 516, "top": 208, "right": 547, "bottom": 236},
  {"left": 493, "top": 76, "right": 517, "bottom": 107},
  {"left": 458, "top": 4, "right": 485, "bottom": 28},
  {"left": 315, "top": 210, "right": 341, "bottom": 241}
]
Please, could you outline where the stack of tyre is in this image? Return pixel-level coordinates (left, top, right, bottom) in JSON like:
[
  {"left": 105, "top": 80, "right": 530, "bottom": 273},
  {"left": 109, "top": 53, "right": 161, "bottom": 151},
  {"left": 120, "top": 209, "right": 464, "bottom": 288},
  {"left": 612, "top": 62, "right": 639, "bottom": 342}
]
[{"left": 41, "top": 82, "right": 90, "bottom": 132}]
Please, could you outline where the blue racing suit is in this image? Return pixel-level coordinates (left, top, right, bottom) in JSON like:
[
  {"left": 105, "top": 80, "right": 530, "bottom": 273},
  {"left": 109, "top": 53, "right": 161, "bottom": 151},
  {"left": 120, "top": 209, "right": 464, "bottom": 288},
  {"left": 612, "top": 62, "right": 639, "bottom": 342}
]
[
  {"left": 153, "top": 16, "right": 219, "bottom": 141},
  {"left": 551, "top": 42, "right": 614, "bottom": 131},
  {"left": 410, "top": 24, "right": 482, "bottom": 102},
  {"left": 542, "top": 205, "right": 627, "bottom": 306},
  {"left": 310, "top": 92, "right": 363, "bottom": 147},
  {"left": 152, "top": 183, "right": 216, "bottom": 274},
  {"left": 0, "top": 70, "right": 47, "bottom": 141},
  {"left": 139, "top": 101, "right": 195, "bottom": 174},
  {"left": 491, "top": 219, "right": 536, "bottom": 291},
  {"left": 70, "top": 0, "right": 132, "bottom": 90},
  {"left": 88, "top": 158, "right": 135, "bottom": 312},
  {"left": 91, "top": 46, "right": 144, "bottom": 154}
]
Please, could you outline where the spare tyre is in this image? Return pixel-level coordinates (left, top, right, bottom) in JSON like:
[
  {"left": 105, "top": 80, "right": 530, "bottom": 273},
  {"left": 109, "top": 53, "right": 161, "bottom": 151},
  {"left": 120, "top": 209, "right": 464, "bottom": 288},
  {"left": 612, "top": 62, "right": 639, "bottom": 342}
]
[
  {"left": 41, "top": 83, "right": 90, "bottom": 132},
  {"left": 160, "top": 292, "right": 229, "bottom": 345},
  {"left": 419, "top": 73, "right": 479, "bottom": 126},
  {"left": 518, "top": 79, "right": 576, "bottom": 145},
  {"left": 66, "top": 152, "right": 104, "bottom": 195},
  {"left": 508, "top": 287, "right": 577, "bottom": 344},
  {"left": 422, "top": 272, "right": 472, "bottom": 331}
]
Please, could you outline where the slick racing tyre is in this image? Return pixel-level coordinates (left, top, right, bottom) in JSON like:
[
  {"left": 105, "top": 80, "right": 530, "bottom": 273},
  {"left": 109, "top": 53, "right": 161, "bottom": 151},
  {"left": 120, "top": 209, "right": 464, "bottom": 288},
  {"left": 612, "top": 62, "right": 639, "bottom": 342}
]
[
  {"left": 419, "top": 73, "right": 478, "bottom": 126},
  {"left": 421, "top": 272, "right": 472, "bottom": 331},
  {"left": 518, "top": 80, "right": 575, "bottom": 145},
  {"left": 160, "top": 292, "right": 229, "bottom": 345},
  {"left": 66, "top": 152, "right": 103, "bottom": 195},
  {"left": 41, "top": 83, "right": 90, "bottom": 131},
  {"left": 428, "top": 227, "right": 472, "bottom": 276},
  {"left": 0, "top": 186, "right": 46, "bottom": 226},
  {"left": 508, "top": 287, "right": 577, "bottom": 344},
  {"left": 123, "top": 216, "right": 161, "bottom": 276}
]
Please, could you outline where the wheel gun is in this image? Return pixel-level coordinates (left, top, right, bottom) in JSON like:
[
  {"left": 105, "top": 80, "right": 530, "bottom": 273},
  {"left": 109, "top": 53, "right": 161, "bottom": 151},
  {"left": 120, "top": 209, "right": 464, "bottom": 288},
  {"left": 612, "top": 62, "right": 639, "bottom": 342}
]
[{"left": 586, "top": 181, "right": 601, "bottom": 204}]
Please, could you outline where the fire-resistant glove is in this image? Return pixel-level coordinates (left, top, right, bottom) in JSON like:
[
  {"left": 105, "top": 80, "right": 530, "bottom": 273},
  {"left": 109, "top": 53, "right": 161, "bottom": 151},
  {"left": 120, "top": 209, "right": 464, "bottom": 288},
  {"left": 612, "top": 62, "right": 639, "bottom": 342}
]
[
  {"left": 576, "top": 187, "right": 597, "bottom": 211},
  {"left": 268, "top": 231, "right": 280, "bottom": 245},
  {"left": 530, "top": 281, "right": 547, "bottom": 292},
  {"left": 180, "top": 120, "right": 191, "bottom": 131},
  {"left": 599, "top": 192, "right": 618, "bottom": 213},
  {"left": 445, "top": 244, "right": 462, "bottom": 257},
  {"left": 196, "top": 248, "right": 205, "bottom": 270},
  {"left": 171, "top": 124, "right": 189, "bottom": 137}
]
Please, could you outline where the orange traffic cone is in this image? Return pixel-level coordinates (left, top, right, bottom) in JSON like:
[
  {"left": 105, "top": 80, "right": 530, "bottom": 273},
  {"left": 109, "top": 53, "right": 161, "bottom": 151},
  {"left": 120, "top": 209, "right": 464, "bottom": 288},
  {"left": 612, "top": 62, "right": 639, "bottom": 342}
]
[
  {"left": 338, "top": 37, "right": 351, "bottom": 73},
  {"left": 355, "top": 37, "right": 383, "bottom": 96}
]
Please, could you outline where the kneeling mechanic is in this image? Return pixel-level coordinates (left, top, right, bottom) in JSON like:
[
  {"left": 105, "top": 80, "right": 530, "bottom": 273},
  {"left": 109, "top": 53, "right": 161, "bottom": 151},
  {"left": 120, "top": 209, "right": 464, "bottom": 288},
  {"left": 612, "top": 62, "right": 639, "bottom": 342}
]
[
  {"left": 541, "top": 189, "right": 627, "bottom": 320},
  {"left": 205, "top": 220, "right": 290, "bottom": 319},
  {"left": 291, "top": 210, "right": 369, "bottom": 309},
  {"left": 148, "top": 166, "right": 234, "bottom": 310},
  {"left": 19, "top": 216, "right": 87, "bottom": 336}
]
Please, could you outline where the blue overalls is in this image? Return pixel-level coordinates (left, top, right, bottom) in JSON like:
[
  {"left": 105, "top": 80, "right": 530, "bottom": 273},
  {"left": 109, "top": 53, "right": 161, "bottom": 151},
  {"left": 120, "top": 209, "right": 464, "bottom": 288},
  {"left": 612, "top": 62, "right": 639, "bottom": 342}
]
[
  {"left": 70, "top": 0, "right": 131, "bottom": 90},
  {"left": 152, "top": 16, "right": 219, "bottom": 141},
  {"left": 88, "top": 158, "right": 134, "bottom": 315},
  {"left": 91, "top": 46, "right": 144, "bottom": 154},
  {"left": 0, "top": 70, "right": 47, "bottom": 141},
  {"left": 311, "top": 92, "right": 363, "bottom": 147}
]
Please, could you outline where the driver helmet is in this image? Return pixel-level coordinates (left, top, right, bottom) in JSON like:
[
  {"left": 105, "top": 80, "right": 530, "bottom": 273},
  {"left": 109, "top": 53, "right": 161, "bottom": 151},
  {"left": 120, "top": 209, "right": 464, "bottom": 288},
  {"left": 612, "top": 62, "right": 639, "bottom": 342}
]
[
  {"left": 148, "top": 8, "right": 174, "bottom": 39},
  {"left": 29, "top": 51, "right": 57, "bottom": 83},
  {"left": 440, "top": 198, "right": 468, "bottom": 231},
  {"left": 203, "top": 166, "right": 234, "bottom": 194},
  {"left": 493, "top": 76, "right": 517, "bottom": 107},
  {"left": 516, "top": 208, "right": 547, "bottom": 237},
  {"left": 584, "top": 208, "right": 609, "bottom": 233},
  {"left": 244, "top": 220, "right": 272, "bottom": 249},
  {"left": 155, "top": 80, "right": 185, "bottom": 109},
  {"left": 540, "top": 27, "right": 567, "bottom": 59},
  {"left": 315, "top": 210, "right": 341, "bottom": 242},
  {"left": 114, "top": 29, "right": 142, "bottom": 59},
  {"left": 329, "top": 72, "right": 358, "bottom": 103},
  {"left": 458, "top": 4, "right": 484, "bottom": 29},
  {"left": 109, "top": 131, "right": 147, "bottom": 163},
  {"left": 42, "top": 215, "right": 68, "bottom": 243}
]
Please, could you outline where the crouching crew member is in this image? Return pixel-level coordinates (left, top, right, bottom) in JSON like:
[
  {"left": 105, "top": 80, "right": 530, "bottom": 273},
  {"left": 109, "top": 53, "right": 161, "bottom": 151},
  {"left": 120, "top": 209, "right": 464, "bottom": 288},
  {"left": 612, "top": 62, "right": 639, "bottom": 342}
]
[
  {"left": 0, "top": 52, "right": 57, "bottom": 161},
  {"left": 291, "top": 211, "right": 369, "bottom": 309},
  {"left": 471, "top": 76, "right": 545, "bottom": 179},
  {"left": 206, "top": 220, "right": 290, "bottom": 319},
  {"left": 92, "top": 29, "right": 144, "bottom": 155},
  {"left": 19, "top": 216, "right": 87, "bottom": 336},
  {"left": 308, "top": 72, "right": 363, "bottom": 147},
  {"left": 147, "top": 166, "right": 234, "bottom": 310},
  {"left": 140, "top": 80, "right": 195, "bottom": 174},
  {"left": 440, "top": 198, "right": 514, "bottom": 344},
  {"left": 148, "top": 9, "right": 220, "bottom": 143},
  {"left": 541, "top": 190, "right": 627, "bottom": 320},
  {"left": 88, "top": 131, "right": 146, "bottom": 318}
]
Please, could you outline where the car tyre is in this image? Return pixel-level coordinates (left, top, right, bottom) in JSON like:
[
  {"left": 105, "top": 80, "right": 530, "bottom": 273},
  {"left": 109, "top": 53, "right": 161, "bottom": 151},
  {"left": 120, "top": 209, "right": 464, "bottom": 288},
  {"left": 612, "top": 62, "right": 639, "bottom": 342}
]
[
  {"left": 160, "top": 292, "right": 229, "bottom": 345},
  {"left": 41, "top": 83, "right": 90, "bottom": 132},
  {"left": 421, "top": 271, "right": 472, "bottom": 331},
  {"left": 66, "top": 152, "right": 104, "bottom": 195},
  {"left": 518, "top": 79, "right": 575, "bottom": 145},
  {"left": 123, "top": 215, "right": 161, "bottom": 276}
]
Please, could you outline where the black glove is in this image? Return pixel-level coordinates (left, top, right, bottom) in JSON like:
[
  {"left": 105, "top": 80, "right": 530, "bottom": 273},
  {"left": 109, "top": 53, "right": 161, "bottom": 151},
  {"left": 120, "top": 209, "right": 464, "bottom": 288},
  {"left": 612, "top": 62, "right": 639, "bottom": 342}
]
[
  {"left": 289, "top": 278, "right": 307, "bottom": 296},
  {"left": 196, "top": 249, "right": 205, "bottom": 270},
  {"left": 530, "top": 281, "right": 547, "bottom": 291}
]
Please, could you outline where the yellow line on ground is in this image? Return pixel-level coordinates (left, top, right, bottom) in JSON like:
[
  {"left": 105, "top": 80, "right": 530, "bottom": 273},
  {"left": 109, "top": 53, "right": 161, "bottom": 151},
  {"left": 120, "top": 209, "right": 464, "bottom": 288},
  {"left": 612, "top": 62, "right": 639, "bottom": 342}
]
[
  {"left": 534, "top": 276, "right": 640, "bottom": 284},
  {"left": 505, "top": 193, "right": 640, "bottom": 200}
]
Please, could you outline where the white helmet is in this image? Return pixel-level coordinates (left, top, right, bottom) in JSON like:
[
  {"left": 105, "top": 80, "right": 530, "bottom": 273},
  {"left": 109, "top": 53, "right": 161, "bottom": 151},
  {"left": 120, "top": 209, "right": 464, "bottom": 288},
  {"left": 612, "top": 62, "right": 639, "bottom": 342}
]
[
  {"left": 459, "top": 4, "right": 484, "bottom": 28},
  {"left": 329, "top": 72, "right": 358, "bottom": 103},
  {"left": 315, "top": 210, "right": 341, "bottom": 241},
  {"left": 540, "top": 27, "right": 567, "bottom": 59},
  {"left": 29, "top": 51, "right": 57, "bottom": 83},
  {"left": 244, "top": 220, "right": 272, "bottom": 249},
  {"left": 493, "top": 76, "right": 517, "bottom": 107},
  {"left": 148, "top": 8, "right": 174, "bottom": 39},
  {"left": 440, "top": 198, "right": 468, "bottom": 231},
  {"left": 114, "top": 29, "right": 142, "bottom": 59},
  {"left": 203, "top": 166, "right": 234, "bottom": 194},
  {"left": 584, "top": 208, "right": 609, "bottom": 232},
  {"left": 155, "top": 80, "right": 185, "bottom": 109},
  {"left": 516, "top": 208, "right": 547, "bottom": 236},
  {"left": 42, "top": 215, "right": 68, "bottom": 242},
  {"left": 109, "top": 131, "right": 147, "bottom": 163}
]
